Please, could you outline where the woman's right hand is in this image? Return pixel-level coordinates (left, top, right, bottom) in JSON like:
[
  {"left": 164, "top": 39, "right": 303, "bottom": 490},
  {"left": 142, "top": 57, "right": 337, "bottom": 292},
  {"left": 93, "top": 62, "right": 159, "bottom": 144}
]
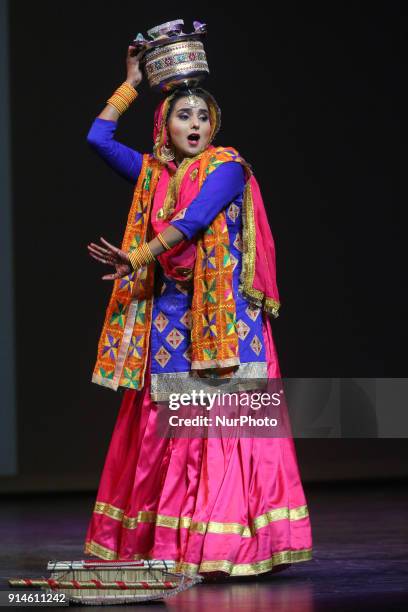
[
  {"left": 125, "top": 46, "right": 144, "bottom": 89},
  {"left": 88, "top": 237, "right": 132, "bottom": 281}
]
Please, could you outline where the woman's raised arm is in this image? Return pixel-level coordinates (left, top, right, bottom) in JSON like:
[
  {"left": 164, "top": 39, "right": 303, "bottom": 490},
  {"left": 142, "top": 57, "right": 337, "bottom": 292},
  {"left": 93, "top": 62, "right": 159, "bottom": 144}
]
[
  {"left": 98, "top": 46, "right": 144, "bottom": 121},
  {"left": 87, "top": 47, "right": 144, "bottom": 183}
]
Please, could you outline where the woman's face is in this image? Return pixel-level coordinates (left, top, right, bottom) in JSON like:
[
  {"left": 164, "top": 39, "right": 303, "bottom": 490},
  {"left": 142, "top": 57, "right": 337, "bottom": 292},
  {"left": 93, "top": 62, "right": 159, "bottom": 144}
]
[{"left": 167, "top": 96, "right": 212, "bottom": 161}]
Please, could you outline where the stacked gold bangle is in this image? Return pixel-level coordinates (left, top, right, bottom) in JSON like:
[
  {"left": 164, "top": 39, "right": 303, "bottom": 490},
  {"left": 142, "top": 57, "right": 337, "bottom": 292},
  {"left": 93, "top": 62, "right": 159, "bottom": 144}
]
[
  {"left": 107, "top": 82, "right": 138, "bottom": 115},
  {"left": 128, "top": 243, "right": 155, "bottom": 271},
  {"left": 156, "top": 232, "right": 171, "bottom": 251}
]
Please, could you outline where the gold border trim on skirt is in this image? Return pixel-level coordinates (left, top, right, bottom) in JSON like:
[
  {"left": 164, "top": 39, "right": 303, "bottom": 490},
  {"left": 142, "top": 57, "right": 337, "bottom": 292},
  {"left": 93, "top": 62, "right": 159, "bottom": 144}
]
[
  {"left": 93, "top": 501, "right": 309, "bottom": 537},
  {"left": 84, "top": 539, "right": 312, "bottom": 575}
]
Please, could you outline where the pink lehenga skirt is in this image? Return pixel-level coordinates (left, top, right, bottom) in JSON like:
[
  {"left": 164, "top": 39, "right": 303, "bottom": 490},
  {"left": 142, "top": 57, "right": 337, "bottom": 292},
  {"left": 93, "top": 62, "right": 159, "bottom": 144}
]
[{"left": 84, "top": 314, "right": 313, "bottom": 576}]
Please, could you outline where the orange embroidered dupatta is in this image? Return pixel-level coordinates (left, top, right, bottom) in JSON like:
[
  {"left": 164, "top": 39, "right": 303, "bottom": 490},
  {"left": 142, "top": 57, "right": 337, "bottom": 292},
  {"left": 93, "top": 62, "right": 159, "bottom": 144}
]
[{"left": 92, "top": 155, "right": 161, "bottom": 391}]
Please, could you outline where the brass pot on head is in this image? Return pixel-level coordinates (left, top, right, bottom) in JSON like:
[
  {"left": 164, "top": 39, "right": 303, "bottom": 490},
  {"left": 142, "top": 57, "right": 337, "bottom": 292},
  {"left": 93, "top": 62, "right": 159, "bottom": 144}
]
[{"left": 131, "top": 19, "right": 210, "bottom": 92}]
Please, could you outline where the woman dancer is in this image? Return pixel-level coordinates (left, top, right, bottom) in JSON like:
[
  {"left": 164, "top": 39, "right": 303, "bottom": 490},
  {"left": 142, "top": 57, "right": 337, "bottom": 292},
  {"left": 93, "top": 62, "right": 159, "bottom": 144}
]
[{"left": 85, "top": 46, "right": 312, "bottom": 577}]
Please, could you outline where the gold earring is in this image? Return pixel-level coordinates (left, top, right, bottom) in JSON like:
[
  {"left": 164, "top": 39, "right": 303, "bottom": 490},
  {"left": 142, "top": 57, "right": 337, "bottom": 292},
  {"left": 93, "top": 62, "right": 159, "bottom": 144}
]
[{"left": 160, "top": 141, "right": 175, "bottom": 162}]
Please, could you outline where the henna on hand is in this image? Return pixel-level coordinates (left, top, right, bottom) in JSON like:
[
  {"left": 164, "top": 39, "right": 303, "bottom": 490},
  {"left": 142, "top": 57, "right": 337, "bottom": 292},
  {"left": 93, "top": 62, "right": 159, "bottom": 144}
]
[{"left": 87, "top": 237, "right": 132, "bottom": 280}]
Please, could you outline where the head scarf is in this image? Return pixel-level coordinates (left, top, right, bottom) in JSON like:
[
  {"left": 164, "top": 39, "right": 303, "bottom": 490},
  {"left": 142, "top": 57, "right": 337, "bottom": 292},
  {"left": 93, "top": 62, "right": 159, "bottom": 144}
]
[{"left": 153, "top": 87, "right": 221, "bottom": 164}]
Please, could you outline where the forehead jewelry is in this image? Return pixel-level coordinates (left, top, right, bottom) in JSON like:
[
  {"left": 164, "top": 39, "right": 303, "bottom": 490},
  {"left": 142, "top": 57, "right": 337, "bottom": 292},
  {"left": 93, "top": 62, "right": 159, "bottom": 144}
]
[{"left": 185, "top": 89, "right": 201, "bottom": 107}]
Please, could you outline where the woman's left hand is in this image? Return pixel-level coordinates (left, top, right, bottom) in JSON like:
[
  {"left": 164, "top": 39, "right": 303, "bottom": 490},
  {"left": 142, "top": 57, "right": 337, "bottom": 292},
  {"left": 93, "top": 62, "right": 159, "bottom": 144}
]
[{"left": 87, "top": 237, "right": 132, "bottom": 280}]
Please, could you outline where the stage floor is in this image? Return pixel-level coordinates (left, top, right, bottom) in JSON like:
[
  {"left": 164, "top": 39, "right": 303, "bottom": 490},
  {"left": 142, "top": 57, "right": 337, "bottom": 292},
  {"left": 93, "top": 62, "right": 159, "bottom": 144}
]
[{"left": 0, "top": 481, "right": 406, "bottom": 610}]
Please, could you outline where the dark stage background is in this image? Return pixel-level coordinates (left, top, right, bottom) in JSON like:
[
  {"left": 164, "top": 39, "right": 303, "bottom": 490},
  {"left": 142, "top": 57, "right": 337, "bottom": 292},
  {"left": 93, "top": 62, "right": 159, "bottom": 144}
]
[{"left": 1, "top": 2, "right": 405, "bottom": 492}]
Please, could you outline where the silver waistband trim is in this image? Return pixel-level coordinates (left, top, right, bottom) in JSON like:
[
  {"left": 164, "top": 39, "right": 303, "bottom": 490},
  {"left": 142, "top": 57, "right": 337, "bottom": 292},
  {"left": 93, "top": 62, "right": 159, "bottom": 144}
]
[{"left": 150, "top": 362, "right": 268, "bottom": 402}]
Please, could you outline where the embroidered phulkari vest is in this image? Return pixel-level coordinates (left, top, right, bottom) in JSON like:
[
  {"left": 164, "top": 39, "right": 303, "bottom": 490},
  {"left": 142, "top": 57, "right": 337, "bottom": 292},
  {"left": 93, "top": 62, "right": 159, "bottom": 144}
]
[{"left": 92, "top": 146, "right": 279, "bottom": 392}]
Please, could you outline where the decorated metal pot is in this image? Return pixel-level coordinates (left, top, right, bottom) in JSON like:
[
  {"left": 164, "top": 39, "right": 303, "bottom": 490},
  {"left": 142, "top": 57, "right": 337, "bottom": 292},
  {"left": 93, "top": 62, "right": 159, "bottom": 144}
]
[{"left": 132, "top": 19, "right": 209, "bottom": 91}]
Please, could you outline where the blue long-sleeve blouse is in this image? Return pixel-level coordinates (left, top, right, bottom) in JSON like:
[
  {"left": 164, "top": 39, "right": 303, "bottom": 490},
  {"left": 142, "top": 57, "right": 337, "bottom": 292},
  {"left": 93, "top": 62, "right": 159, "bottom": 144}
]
[{"left": 87, "top": 118, "right": 245, "bottom": 239}]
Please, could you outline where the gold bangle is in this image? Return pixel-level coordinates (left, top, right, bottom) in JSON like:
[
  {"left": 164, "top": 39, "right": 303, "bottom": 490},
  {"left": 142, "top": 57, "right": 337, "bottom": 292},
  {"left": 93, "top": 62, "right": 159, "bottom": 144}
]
[
  {"left": 129, "top": 248, "right": 145, "bottom": 271},
  {"left": 141, "top": 243, "right": 155, "bottom": 263},
  {"left": 107, "top": 82, "right": 138, "bottom": 116},
  {"left": 107, "top": 97, "right": 127, "bottom": 115},
  {"left": 143, "top": 242, "right": 155, "bottom": 263},
  {"left": 118, "top": 82, "right": 138, "bottom": 101},
  {"left": 128, "top": 249, "right": 141, "bottom": 270},
  {"left": 128, "top": 243, "right": 156, "bottom": 271},
  {"left": 156, "top": 232, "right": 171, "bottom": 251}
]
